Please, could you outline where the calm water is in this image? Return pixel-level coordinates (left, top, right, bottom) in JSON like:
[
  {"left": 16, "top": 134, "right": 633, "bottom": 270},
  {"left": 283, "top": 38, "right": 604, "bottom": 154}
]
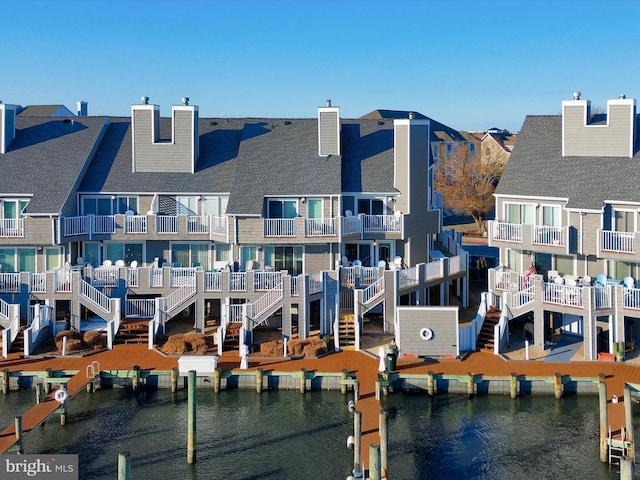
[{"left": 0, "top": 388, "right": 633, "bottom": 479}]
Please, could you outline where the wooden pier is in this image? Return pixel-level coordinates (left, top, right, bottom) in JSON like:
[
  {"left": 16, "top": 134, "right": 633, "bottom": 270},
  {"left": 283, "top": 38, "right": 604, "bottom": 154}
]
[{"left": 0, "top": 345, "right": 639, "bottom": 475}]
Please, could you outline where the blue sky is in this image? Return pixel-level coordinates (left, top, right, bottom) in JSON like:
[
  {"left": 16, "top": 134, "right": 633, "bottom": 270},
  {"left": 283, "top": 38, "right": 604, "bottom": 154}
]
[{"left": 4, "top": 0, "right": 640, "bottom": 132}]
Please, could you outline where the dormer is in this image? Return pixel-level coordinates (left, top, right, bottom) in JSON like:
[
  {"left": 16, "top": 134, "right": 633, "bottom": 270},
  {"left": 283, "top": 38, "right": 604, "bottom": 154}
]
[
  {"left": 562, "top": 92, "right": 636, "bottom": 158},
  {"left": 0, "top": 102, "right": 16, "bottom": 154},
  {"left": 318, "top": 99, "right": 340, "bottom": 156},
  {"left": 131, "top": 96, "right": 199, "bottom": 173}
]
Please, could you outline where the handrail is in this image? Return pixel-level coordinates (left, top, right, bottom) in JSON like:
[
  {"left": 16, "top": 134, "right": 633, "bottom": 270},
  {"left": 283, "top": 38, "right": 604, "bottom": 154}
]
[
  {"left": 159, "top": 285, "right": 197, "bottom": 314},
  {"left": 79, "top": 278, "right": 112, "bottom": 313},
  {"left": 363, "top": 277, "right": 385, "bottom": 305}
]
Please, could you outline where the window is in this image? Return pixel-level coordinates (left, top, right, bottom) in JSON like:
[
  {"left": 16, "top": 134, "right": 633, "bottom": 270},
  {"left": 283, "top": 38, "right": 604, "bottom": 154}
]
[
  {"left": 541, "top": 205, "right": 561, "bottom": 227},
  {"left": 614, "top": 209, "right": 635, "bottom": 233},
  {"left": 268, "top": 199, "right": 298, "bottom": 218},
  {"left": 606, "top": 260, "right": 640, "bottom": 280},
  {"left": 345, "top": 243, "right": 373, "bottom": 266},
  {"left": 241, "top": 246, "right": 259, "bottom": 269},
  {"left": 215, "top": 243, "right": 231, "bottom": 262},
  {"left": 18, "top": 248, "right": 36, "bottom": 273},
  {"left": 306, "top": 199, "right": 323, "bottom": 219},
  {"left": 505, "top": 248, "right": 522, "bottom": 271},
  {"left": 105, "top": 242, "right": 143, "bottom": 265},
  {"left": 555, "top": 255, "right": 574, "bottom": 277},
  {"left": 45, "top": 247, "right": 62, "bottom": 271},
  {"left": 0, "top": 247, "right": 36, "bottom": 273},
  {"left": 264, "top": 246, "right": 303, "bottom": 275},
  {"left": 357, "top": 198, "right": 384, "bottom": 215},
  {"left": 505, "top": 203, "right": 535, "bottom": 224},
  {"left": 82, "top": 196, "right": 138, "bottom": 215},
  {"left": 202, "top": 196, "right": 229, "bottom": 216},
  {"left": 116, "top": 196, "right": 138, "bottom": 214},
  {"left": 1, "top": 199, "right": 28, "bottom": 219},
  {"left": 83, "top": 243, "right": 100, "bottom": 267},
  {"left": 176, "top": 196, "right": 198, "bottom": 216},
  {"left": 171, "top": 242, "right": 210, "bottom": 268},
  {"left": 0, "top": 248, "right": 16, "bottom": 272}
]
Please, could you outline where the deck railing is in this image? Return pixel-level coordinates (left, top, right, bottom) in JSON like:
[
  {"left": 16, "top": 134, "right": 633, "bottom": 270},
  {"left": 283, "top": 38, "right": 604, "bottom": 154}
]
[
  {"left": 204, "top": 271, "right": 223, "bottom": 291},
  {"left": 601, "top": 230, "right": 635, "bottom": 254},
  {"left": 363, "top": 277, "right": 384, "bottom": 305},
  {"left": 157, "top": 215, "right": 178, "bottom": 234},
  {"left": 0, "top": 218, "right": 24, "bottom": 237},
  {"left": 492, "top": 221, "right": 522, "bottom": 243},
  {"left": 305, "top": 218, "right": 337, "bottom": 237},
  {"left": 0, "top": 273, "right": 20, "bottom": 293},
  {"left": 79, "top": 278, "right": 112, "bottom": 313},
  {"left": 533, "top": 225, "right": 565, "bottom": 246},
  {"left": 264, "top": 218, "right": 296, "bottom": 237},
  {"left": 125, "top": 215, "right": 147, "bottom": 234},
  {"left": 29, "top": 273, "right": 47, "bottom": 293},
  {"left": 126, "top": 298, "right": 155, "bottom": 318},
  {"left": 362, "top": 214, "right": 401, "bottom": 233}
]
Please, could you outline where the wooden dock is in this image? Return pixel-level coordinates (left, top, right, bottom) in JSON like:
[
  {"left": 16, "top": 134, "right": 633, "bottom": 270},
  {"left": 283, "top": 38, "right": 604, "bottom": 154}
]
[{"left": 0, "top": 346, "right": 639, "bottom": 469}]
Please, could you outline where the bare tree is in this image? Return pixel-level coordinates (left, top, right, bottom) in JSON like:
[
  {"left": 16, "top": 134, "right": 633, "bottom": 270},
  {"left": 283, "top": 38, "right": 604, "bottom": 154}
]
[{"left": 433, "top": 142, "right": 497, "bottom": 233}]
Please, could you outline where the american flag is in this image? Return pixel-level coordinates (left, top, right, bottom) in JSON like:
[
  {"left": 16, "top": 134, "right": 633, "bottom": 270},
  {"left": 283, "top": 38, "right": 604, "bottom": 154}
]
[{"left": 524, "top": 264, "right": 536, "bottom": 284}]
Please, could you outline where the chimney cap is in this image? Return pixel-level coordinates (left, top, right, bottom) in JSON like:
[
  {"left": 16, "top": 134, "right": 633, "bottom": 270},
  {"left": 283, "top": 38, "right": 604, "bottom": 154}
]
[
  {"left": 141, "top": 96, "right": 149, "bottom": 105},
  {"left": 620, "top": 94, "right": 627, "bottom": 99},
  {"left": 326, "top": 99, "right": 332, "bottom": 107},
  {"left": 182, "top": 97, "right": 189, "bottom": 105},
  {"left": 572, "top": 91, "right": 581, "bottom": 100},
  {"left": 408, "top": 111, "right": 415, "bottom": 120}
]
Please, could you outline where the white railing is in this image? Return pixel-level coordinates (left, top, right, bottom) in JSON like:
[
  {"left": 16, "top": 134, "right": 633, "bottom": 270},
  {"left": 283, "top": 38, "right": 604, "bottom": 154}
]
[
  {"left": 248, "top": 283, "right": 284, "bottom": 325},
  {"left": 362, "top": 214, "right": 401, "bottom": 233},
  {"left": 494, "top": 270, "right": 525, "bottom": 291},
  {"left": 204, "top": 271, "right": 223, "bottom": 291},
  {"left": 170, "top": 267, "right": 197, "bottom": 287},
  {"left": 624, "top": 287, "right": 640, "bottom": 310},
  {"left": 63, "top": 216, "right": 88, "bottom": 236},
  {"left": 55, "top": 269, "right": 72, "bottom": 293},
  {"left": 594, "top": 285, "right": 612, "bottom": 309},
  {"left": 425, "top": 261, "right": 444, "bottom": 282},
  {"left": 398, "top": 266, "right": 419, "bottom": 289},
  {"left": 309, "top": 272, "right": 323, "bottom": 294},
  {"left": 92, "top": 266, "right": 119, "bottom": 287},
  {"left": 534, "top": 225, "right": 565, "bottom": 246},
  {"left": 125, "top": 214, "right": 147, "bottom": 234},
  {"left": 157, "top": 215, "right": 178, "bottom": 234},
  {"left": 448, "top": 254, "right": 467, "bottom": 275},
  {"left": 29, "top": 273, "right": 47, "bottom": 293},
  {"left": 360, "top": 267, "right": 378, "bottom": 286},
  {"left": 230, "top": 272, "right": 247, "bottom": 291},
  {"left": 0, "top": 273, "right": 20, "bottom": 293},
  {"left": 341, "top": 267, "right": 357, "bottom": 287},
  {"left": 543, "top": 282, "right": 584, "bottom": 308},
  {"left": 253, "top": 271, "right": 282, "bottom": 291},
  {"left": 79, "top": 279, "right": 112, "bottom": 313},
  {"left": 601, "top": 230, "right": 635, "bottom": 254},
  {"left": 159, "top": 285, "right": 196, "bottom": 314},
  {"left": 127, "top": 267, "right": 139, "bottom": 288},
  {"left": 126, "top": 299, "right": 156, "bottom": 318},
  {"left": 149, "top": 314, "right": 162, "bottom": 350},
  {"left": 363, "top": 277, "right": 384, "bottom": 305},
  {"left": 291, "top": 276, "right": 299, "bottom": 296},
  {"left": 342, "top": 215, "right": 361, "bottom": 235},
  {"left": 305, "top": 218, "right": 337, "bottom": 237},
  {"left": 511, "top": 285, "right": 536, "bottom": 309},
  {"left": 264, "top": 218, "right": 296, "bottom": 237},
  {"left": 188, "top": 215, "right": 209, "bottom": 234},
  {"left": 492, "top": 221, "right": 522, "bottom": 243},
  {"left": 494, "top": 310, "right": 510, "bottom": 355},
  {"left": 95, "top": 215, "right": 116, "bottom": 234},
  {"left": 150, "top": 267, "right": 163, "bottom": 287},
  {"left": 0, "top": 297, "right": 10, "bottom": 320},
  {"left": 2, "top": 312, "right": 20, "bottom": 358},
  {"left": 210, "top": 215, "right": 226, "bottom": 234},
  {"left": 0, "top": 218, "right": 24, "bottom": 237}
]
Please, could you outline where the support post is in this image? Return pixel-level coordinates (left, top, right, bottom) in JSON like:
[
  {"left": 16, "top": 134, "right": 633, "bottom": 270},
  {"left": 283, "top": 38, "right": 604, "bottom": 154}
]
[
  {"left": 382, "top": 372, "right": 389, "bottom": 396},
  {"left": 624, "top": 385, "right": 635, "bottom": 461},
  {"left": 132, "top": 365, "right": 141, "bottom": 393},
  {"left": 554, "top": 372, "right": 563, "bottom": 399},
  {"left": 621, "top": 457, "right": 634, "bottom": 480},
  {"left": 36, "top": 382, "right": 44, "bottom": 404},
  {"left": 369, "top": 443, "right": 381, "bottom": 480},
  {"left": 598, "top": 373, "right": 608, "bottom": 463},
  {"left": 2, "top": 368, "right": 9, "bottom": 394},
  {"left": 171, "top": 367, "right": 179, "bottom": 393},
  {"left": 256, "top": 368, "right": 263, "bottom": 394},
  {"left": 187, "top": 370, "right": 196, "bottom": 464},
  {"left": 213, "top": 368, "right": 221, "bottom": 393},
  {"left": 59, "top": 382, "right": 67, "bottom": 426},
  {"left": 341, "top": 369, "right": 349, "bottom": 395},
  {"left": 353, "top": 410, "right": 362, "bottom": 477},
  {"left": 353, "top": 380, "right": 359, "bottom": 403},
  {"left": 118, "top": 451, "right": 131, "bottom": 480},
  {"left": 510, "top": 372, "right": 518, "bottom": 399},
  {"left": 14, "top": 416, "right": 23, "bottom": 454},
  {"left": 299, "top": 368, "right": 307, "bottom": 393},
  {"left": 467, "top": 372, "right": 476, "bottom": 398},
  {"left": 427, "top": 370, "right": 435, "bottom": 396},
  {"left": 379, "top": 410, "right": 389, "bottom": 479},
  {"left": 45, "top": 367, "right": 53, "bottom": 394}
]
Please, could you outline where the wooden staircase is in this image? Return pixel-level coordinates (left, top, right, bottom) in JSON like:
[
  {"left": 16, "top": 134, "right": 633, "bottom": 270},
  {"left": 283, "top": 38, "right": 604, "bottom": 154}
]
[
  {"left": 224, "top": 323, "right": 242, "bottom": 350},
  {"left": 477, "top": 307, "right": 500, "bottom": 351},
  {"left": 339, "top": 310, "right": 356, "bottom": 347},
  {"left": 115, "top": 320, "right": 149, "bottom": 345},
  {"left": 9, "top": 325, "right": 27, "bottom": 354}
]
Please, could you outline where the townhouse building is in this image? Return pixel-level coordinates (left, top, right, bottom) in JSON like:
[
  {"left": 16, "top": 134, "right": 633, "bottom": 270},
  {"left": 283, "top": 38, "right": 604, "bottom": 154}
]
[
  {"left": 487, "top": 92, "right": 640, "bottom": 360},
  {"left": 0, "top": 97, "right": 469, "bottom": 357}
]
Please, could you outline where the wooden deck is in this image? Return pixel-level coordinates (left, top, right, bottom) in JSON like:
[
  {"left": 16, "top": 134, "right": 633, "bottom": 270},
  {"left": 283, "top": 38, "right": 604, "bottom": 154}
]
[{"left": 0, "top": 346, "right": 638, "bottom": 466}]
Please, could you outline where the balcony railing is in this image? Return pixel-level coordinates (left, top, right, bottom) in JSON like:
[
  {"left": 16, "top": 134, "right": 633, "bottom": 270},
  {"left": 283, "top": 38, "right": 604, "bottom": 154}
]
[
  {"left": 125, "top": 215, "right": 147, "bottom": 234},
  {"left": 491, "top": 221, "right": 522, "bottom": 243},
  {"left": 264, "top": 218, "right": 295, "bottom": 237},
  {"left": 0, "top": 218, "right": 24, "bottom": 238},
  {"left": 601, "top": 230, "right": 635, "bottom": 254},
  {"left": 362, "top": 214, "right": 401, "bottom": 233},
  {"left": 305, "top": 218, "right": 337, "bottom": 237},
  {"left": 533, "top": 225, "right": 565, "bottom": 247}
]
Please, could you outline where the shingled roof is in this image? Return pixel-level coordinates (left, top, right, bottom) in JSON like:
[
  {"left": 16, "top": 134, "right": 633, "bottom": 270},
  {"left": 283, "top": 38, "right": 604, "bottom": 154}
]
[
  {"left": 0, "top": 116, "right": 109, "bottom": 215},
  {"left": 495, "top": 115, "right": 640, "bottom": 209}
]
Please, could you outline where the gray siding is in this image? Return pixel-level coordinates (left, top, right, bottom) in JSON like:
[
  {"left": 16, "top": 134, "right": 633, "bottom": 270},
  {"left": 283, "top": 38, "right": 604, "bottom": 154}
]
[
  {"left": 394, "top": 124, "right": 409, "bottom": 214},
  {"left": 563, "top": 102, "right": 635, "bottom": 157},
  {"left": 318, "top": 110, "right": 339, "bottom": 156},
  {"left": 397, "top": 306, "right": 458, "bottom": 356},
  {"left": 132, "top": 107, "right": 197, "bottom": 173}
]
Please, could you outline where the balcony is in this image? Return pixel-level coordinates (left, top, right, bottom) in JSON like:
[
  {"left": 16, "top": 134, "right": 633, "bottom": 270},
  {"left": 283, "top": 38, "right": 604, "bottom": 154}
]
[
  {"left": 599, "top": 229, "right": 635, "bottom": 255},
  {"left": 63, "top": 214, "right": 229, "bottom": 240},
  {"left": 489, "top": 221, "right": 570, "bottom": 254},
  {"left": 0, "top": 218, "right": 24, "bottom": 238}
]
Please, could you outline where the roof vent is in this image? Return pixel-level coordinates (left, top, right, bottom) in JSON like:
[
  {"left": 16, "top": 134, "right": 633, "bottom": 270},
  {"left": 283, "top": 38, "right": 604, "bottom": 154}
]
[
  {"left": 572, "top": 91, "right": 581, "bottom": 100},
  {"left": 141, "top": 96, "right": 149, "bottom": 105},
  {"left": 620, "top": 94, "right": 627, "bottom": 99},
  {"left": 284, "top": 120, "right": 292, "bottom": 125},
  {"left": 408, "top": 112, "right": 415, "bottom": 120},
  {"left": 326, "top": 99, "right": 332, "bottom": 107},
  {"left": 182, "top": 97, "right": 190, "bottom": 105}
]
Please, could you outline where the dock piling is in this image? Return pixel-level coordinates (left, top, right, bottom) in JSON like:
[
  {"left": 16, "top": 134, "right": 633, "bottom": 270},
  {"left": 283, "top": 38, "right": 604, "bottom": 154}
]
[
  {"left": 427, "top": 370, "right": 435, "bottom": 396},
  {"left": 353, "top": 410, "right": 362, "bottom": 476},
  {"left": 59, "top": 383, "right": 68, "bottom": 426},
  {"left": 598, "top": 373, "right": 608, "bottom": 463},
  {"left": 341, "top": 369, "right": 349, "bottom": 395},
  {"left": 171, "top": 367, "right": 178, "bottom": 393},
  {"left": 14, "top": 416, "right": 23, "bottom": 454},
  {"left": 554, "top": 373, "right": 563, "bottom": 399},
  {"left": 2, "top": 368, "right": 9, "bottom": 394},
  {"left": 299, "top": 368, "right": 307, "bottom": 393},
  {"left": 379, "top": 410, "right": 388, "bottom": 479},
  {"left": 510, "top": 372, "right": 518, "bottom": 399},
  {"left": 467, "top": 372, "right": 476, "bottom": 398},
  {"left": 369, "top": 443, "right": 381, "bottom": 480},
  {"left": 45, "top": 367, "right": 52, "bottom": 394},
  {"left": 624, "top": 385, "right": 635, "bottom": 462},
  {"left": 213, "top": 368, "right": 221, "bottom": 393},
  {"left": 36, "top": 382, "right": 44, "bottom": 404},
  {"left": 132, "top": 365, "right": 141, "bottom": 393},
  {"left": 118, "top": 451, "right": 131, "bottom": 480},
  {"left": 256, "top": 368, "right": 263, "bottom": 393},
  {"left": 187, "top": 370, "right": 196, "bottom": 464}
]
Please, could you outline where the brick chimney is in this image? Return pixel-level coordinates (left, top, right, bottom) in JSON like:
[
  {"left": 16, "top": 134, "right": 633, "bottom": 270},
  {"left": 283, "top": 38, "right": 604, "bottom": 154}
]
[
  {"left": 131, "top": 96, "right": 199, "bottom": 173},
  {"left": 317, "top": 99, "right": 340, "bottom": 156},
  {"left": 562, "top": 92, "right": 636, "bottom": 157},
  {"left": 0, "top": 102, "right": 16, "bottom": 154}
]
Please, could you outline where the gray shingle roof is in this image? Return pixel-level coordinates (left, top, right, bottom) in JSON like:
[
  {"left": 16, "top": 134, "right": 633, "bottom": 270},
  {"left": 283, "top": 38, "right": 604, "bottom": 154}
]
[
  {"left": 0, "top": 116, "right": 108, "bottom": 214},
  {"left": 495, "top": 115, "right": 640, "bottom": 209}
]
